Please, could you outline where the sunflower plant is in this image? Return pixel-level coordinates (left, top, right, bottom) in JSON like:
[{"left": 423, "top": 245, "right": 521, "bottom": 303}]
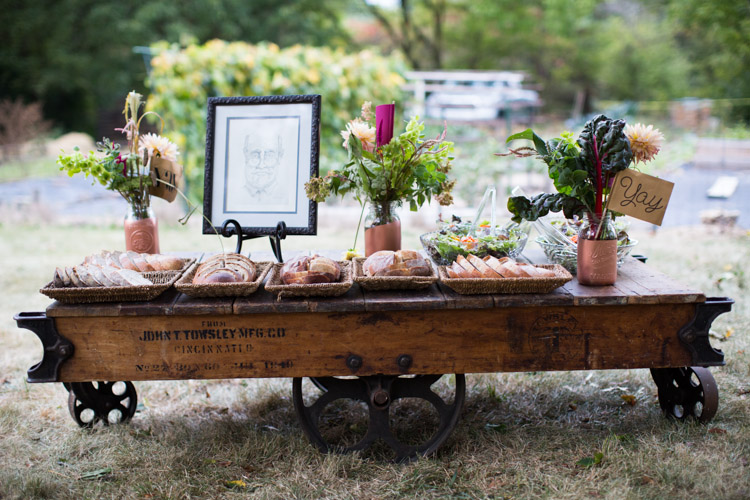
[
  {"left": 500, "top": 115, "right": 663, "bottom": 237},
  {"left": 57, "top": 91, "right": 179, "bottom": 218}
]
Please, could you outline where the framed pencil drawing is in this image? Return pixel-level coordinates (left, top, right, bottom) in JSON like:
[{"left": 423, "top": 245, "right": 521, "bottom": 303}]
[{"left": 203, "top": 94, "right": 320, "bottom": 236}]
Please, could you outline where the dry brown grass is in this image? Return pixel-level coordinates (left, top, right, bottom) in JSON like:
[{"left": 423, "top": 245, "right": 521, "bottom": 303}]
[{"left": 1, "top": 221, "right": 748, "bottom": 499}]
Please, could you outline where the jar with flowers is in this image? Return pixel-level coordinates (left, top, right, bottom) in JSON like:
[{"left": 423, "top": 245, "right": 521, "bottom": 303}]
[
  {"left": 305, "top": 101, "right": 455, "bottom": 256},
  {"left": 500, "top": 115, "right": 663, "bottom": 285},
  {"left": 57, "top": 91, "right": 181, "bottom": 254}
]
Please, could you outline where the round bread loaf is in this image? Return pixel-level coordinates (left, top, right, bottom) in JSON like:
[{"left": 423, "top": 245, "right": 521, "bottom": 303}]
[
  {"left": 363, "top": 250, "right": 431, "bottom": 277},
  {"left": 281, "top": 255, "right": 341, "bottom": 284},
  {"left": 193, "top": 253, "right": 257, "bottom": 284}
]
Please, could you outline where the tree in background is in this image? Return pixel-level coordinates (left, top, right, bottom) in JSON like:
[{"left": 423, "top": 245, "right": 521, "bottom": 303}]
[
  {"left": 362, "top": 0, "right": 740, "bottom": 115},
  {"left": 147, "top": 40, "right": 406, "bottom": 201},
  {"left": 667, "top": 0, "right": 750, "bottom": 120},
  {"left": 0, "top": 0, "right": 350, "bottom": 135}
]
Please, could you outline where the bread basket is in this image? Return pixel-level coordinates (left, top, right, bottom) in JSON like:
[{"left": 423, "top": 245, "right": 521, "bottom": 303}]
[
  {"left": 39, "top": 258, "right": 195, "bottom": 304},
  {"left": 174, "top": 261, "right": 273, "bottom": 298},
  {"left": 352, "top": 257, "right": 438, "bottom": 291},
  {"left": 264, "top": 261, "right": 353, "bottom": 300},
  {"left": 438, "top": 264, "right": 572, "bottom": 295}
]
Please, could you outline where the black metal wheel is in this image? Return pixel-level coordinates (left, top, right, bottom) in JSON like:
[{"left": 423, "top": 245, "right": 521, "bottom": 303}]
[
  {"left": 293, "top": 374, "right": 465, "bottom": 462},
  {"left": 66, "top": 381, "right": 138, "bottom": 428},
  {"left": 650, "top": 367, "right": 718, "bottom": 424}
]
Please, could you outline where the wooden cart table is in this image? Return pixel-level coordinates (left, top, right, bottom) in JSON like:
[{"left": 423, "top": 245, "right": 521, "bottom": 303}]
[{"left": 15, "top": 255, "right": 733, "bottom": 461}]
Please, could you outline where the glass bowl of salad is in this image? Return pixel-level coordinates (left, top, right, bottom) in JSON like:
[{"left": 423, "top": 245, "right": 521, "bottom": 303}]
[
  {"left": 534, "top": 218, "right": 637, "bottom": 273},
  {"left": 420, "top": 216, "right": 529, "bottom": 265}
]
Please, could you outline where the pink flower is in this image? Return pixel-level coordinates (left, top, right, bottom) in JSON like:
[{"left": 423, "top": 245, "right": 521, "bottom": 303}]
[{"left": 116, "top": 154, "right": 128, "bottom": 175}]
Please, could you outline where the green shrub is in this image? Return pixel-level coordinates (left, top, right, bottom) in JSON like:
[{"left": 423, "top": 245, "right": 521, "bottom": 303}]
[{"left": 146, "top": 40, "right": 407, "bottom": 202}]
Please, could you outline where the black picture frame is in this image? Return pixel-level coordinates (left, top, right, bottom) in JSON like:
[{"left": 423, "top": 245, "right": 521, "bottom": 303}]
[{"left": 203, "top": 94, "right": 320, "bottom": 237}]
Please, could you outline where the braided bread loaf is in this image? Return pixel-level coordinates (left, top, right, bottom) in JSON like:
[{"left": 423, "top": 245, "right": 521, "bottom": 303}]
[{"left": 192, "top": 254, "right": 257, "bottom": 284}]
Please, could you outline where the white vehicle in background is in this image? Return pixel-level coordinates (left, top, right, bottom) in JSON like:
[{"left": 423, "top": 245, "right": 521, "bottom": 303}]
[{"left": 403, "top": 70, "right": 542, "bottom": 122}]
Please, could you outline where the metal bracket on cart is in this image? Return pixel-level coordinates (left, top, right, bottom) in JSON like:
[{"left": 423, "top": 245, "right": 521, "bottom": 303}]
[
  {"left": 14, "top": 312, "right": 73, "bottom": 383},
  {"left": 677, "top": 297, "right": 733, "bottom": 366},
  {"left": 220, "top": 219, "right": 287, "bottom": 262}
]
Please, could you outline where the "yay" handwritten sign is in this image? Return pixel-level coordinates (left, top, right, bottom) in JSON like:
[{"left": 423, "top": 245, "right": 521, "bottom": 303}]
[
  {"left": 149, "top": 157, "right": 183, "bottom": 203},
  {"left": 607, "top": 169, "right": 674, "bottom": 225}
]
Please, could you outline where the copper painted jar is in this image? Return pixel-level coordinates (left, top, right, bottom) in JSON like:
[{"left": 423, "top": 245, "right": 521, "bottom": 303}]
[
  {"left": 576, "top": 213, "right": 617, "bottom": 286},
  {"left": 364, "top": 202, "right": 401, "bottom": 256},
  {"left": 124, "top": 206, "right": 160, "bottom": 254}
]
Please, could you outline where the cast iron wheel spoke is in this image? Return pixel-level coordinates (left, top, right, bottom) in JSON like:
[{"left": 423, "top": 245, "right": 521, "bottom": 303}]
[
  {"left": 650, "top": 367, "right": 718, "bottom": 424},
  {"left": 389, "top": 375, "right": 452, "bottom": 414},
  {"left": 365, "top": 401, "right": 419, "bottom": 462},
  {"left": 293, "top": 374, "right": 466, "bottom": 462},
  {"left": 66, "top": 381, "right": 138, "bottom": 427},
  {"left": 293, "top": 377, "right": 376, "bottom": 454}
]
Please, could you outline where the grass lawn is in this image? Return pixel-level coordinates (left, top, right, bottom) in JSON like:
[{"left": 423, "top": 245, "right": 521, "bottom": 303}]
[{"left": 0, "top": 221, "right": 748, "bottom": 499}]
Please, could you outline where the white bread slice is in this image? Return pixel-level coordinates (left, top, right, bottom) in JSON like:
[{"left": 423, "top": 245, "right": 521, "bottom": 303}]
[
  {"left": 485, "top": 256, "right": 511, "bottom": 278},
  {"left": 116, "top": 268, "right": 153, "bottom": 286},
  {"left": 89, "top": 265, "right": 116, "bottom": 286},
  {"left": 500, "top": 259, "right": 525, "bottom": 278},
  {"left": 446, "top": 262, "right": 461, "bottom": 278},
  {"left": 456, "top": 255, "right": 482, "bottom": 278},
  {"left": 468, "top": 254, "right": 503, "bottom": 278},
  {"left": 101, "top": 266, "right": 128, "bottom": 286},
  {"left": 75, "top": 265, "right": 101, "bottom": 287}
]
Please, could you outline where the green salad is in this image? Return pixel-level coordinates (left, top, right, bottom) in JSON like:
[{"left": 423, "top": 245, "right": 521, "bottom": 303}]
[{"left": 420, "top": 216, "right": 529, "bottom": 265}]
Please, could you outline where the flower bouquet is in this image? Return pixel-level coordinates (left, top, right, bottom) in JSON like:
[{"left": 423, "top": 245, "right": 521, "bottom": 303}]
[
  {"left": 306, "top": 101, "right": 455, "bottom": 256},
  {"left": 57, "top": 92, "right": 181, "bottom": 253},
  {"left": 499, "top": 115, "right": 662, "bottom": 284}
]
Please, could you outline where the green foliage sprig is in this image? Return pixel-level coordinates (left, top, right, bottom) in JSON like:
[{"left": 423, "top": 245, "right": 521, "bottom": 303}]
[
  {"left": 501, "top": 114, "right": 634, "bottom": 227},
  {"left": 305, "top": 114, "right": 455, "bottom": 219},
  {"left": 56, "top": 92, "right": 174, "bottom": 219}
]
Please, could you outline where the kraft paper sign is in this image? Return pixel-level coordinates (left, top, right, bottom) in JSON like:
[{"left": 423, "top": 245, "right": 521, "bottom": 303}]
[
  {"left": 149, "top": 157, "right": 183, "bottom": 203},
  {"left": 607, "top": 169, "right": 674, "bottom": 225}
]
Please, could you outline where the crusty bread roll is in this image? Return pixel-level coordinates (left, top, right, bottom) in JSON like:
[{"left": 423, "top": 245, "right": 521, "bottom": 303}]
[
  {"left": 281, "top": 255, "right": 341, "bottom": 284},
  {"left": 192, "top": 254, "right": 257, "bottom": 284},
  {"left": 363, "top": 250, "right": 431, "bottom": 277}
]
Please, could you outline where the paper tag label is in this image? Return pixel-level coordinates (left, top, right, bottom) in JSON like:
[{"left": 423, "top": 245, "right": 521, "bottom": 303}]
[
  {"left": 149, "top": 157, "right": 183, "bottom": 203},
  {"left": 607, "top": 169, "right": 674, "bottom": 225}
]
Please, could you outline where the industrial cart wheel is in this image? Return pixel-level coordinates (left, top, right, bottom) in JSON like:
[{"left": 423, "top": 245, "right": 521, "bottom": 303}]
[
  {"left": 650, "top": 367, "right": 718, "bottom": 424},
  {"left": 293, "top": 374, "right": 465, "bottom": 462},
  {"left": 65, "top": 381, "right": 138, "bottom": 428}
]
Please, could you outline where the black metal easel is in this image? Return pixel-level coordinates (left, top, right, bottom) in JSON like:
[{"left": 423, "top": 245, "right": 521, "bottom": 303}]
[{"left": 219, "top": 219, "right": 287, "bottom": 263}]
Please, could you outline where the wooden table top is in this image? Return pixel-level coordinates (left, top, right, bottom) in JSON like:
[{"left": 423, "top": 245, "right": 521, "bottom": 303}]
[{"left": 46, "top": 250, "right": 705, "bottom": 318}]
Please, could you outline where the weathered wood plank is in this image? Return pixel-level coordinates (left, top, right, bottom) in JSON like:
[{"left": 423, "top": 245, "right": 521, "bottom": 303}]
[
  {"left": 46, "top": 288, "right": 182, "bottom": 318},
  {"left": 560, "top": 279, "right": 630, "bottom": 306},
  {"left": 492, "top": 288, "right": 574, "bottom": 308},
  {"left": 437, "top": 282, "right": 495, "bottom": 310},
  {"left": 619, "top": 259, "right": 705, "bottom": 304},
  {"left": 54, "top": 303, "right": 697, "bottom": 381},
  {"left": 362, "top": 284, "right": 446, "bottom": 312}
]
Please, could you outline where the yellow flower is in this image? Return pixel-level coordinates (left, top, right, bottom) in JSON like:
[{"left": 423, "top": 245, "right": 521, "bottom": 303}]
[
  {"left": 341, "top": 118, "right": 375, "bottom": 152},
  {"left": 625, "top": 123, "right": 664, "bottom": 164},
  {"left": 139, "top": 133, "right": 180, "bottom": 163}
]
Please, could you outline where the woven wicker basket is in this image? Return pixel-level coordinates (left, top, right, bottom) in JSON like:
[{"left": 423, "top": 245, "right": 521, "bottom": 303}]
[
  {"left": 352, "top": 257, "right": 438, "bottom": 291},
  {"left": 438, "top": 264, "right": 573, "bottom": 295},
  {"left": 174, "top": 261, "right": 272, "bottom": 298},
  {"left": 39, "top": 258, "right": 194, "bottom": 304},
  {"left": 264, "top": 261, "right": 353, "bottom": 300}
]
